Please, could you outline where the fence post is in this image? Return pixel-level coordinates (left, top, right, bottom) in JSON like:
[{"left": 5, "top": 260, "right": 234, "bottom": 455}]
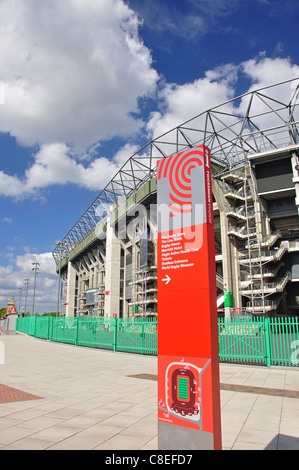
[
  {"left": 141, "top": 319, "right": 145, "bottom": 355},
  {"left": 46, "top": 317, "right": 49, "bottom": 339},
  {"left": 264, "top": 317, "right": 272, "bottom": 367},
  {"left": 75, "top": 316, "right": 79, "bottom": 346},
  {"left": 49, "top": 316, "right": 53, "bottom": 341},
  {"left": 113, "top": 316, "right": 118, "bottom": 352}
]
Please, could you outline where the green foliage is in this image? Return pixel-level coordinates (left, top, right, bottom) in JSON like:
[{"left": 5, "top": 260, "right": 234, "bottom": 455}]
[
  {"left": 0, "top": 308, "right": 6, "bottom": 318},
  {"left": 42, "top": 312, "right": 61, "bottom": 317}
]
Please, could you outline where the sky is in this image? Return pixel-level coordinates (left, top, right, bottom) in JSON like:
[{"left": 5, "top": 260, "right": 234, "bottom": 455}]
[{"left": 1, "top": 0, "right": 299, "bottom": 314}]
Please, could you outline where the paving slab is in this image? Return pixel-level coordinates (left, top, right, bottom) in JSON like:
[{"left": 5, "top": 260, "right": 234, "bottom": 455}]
[{"left": 1, "top": 334, "right": 299, "bottom": 450}]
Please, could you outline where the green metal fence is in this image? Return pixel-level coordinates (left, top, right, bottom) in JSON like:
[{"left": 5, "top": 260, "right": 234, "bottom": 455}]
[
  {"left": 15, "top": 315, "right": 299, "bottom": 367},
  {"left": 218, "top": 317, "right": 268, "bottom": 366},
  {"left": 16, "top": 315, "right": 158, "bottom": 356}
]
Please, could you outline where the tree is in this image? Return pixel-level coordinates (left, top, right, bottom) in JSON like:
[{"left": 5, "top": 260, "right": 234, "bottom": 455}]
[{"left": 0, "top": 308, "right": 6, "bottom": 318}]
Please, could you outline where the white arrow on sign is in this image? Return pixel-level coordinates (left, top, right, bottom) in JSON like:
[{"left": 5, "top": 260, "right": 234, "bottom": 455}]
[{"left": 162, "top": 274, "right": 171, "bottom": 285}]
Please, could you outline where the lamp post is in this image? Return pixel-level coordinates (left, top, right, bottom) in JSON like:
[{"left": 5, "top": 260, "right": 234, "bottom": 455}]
[
  {"left": 18, "top": 287, "right": 23, "bottom": 316},
  {"left": 32, "top": 263, "right": 40, "bottom": 316},
  {"left": 56, "top": 241, "right": 67, "bottom": 316},
  {"left": 24, "top": 279, "right": 30, "bottom": 316}
]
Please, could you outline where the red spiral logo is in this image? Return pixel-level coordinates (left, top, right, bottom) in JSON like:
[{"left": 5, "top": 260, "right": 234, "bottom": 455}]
[{"left": 158, "top": 148, "right": 204, "bottom": 218}]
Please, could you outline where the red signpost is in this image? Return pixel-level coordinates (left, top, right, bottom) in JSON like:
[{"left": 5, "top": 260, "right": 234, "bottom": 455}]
[{"left": 157, "top": 145, "right": 222, "bottom": 450}]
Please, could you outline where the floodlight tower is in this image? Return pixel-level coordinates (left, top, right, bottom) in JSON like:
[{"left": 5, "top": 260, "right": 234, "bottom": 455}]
[
  {"left": 24, "top": 279, "right": 30, "bottom": 316},
  {"left": 18, "top": 287, "right": 23, "bottom": 316},
  {"left": 32, "top": 263, "right": 40, "bottom": 316}
]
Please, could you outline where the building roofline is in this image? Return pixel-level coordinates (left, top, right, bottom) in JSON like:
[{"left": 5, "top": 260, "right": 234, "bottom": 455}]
[{"left": 53, "top": 77, "right": 299, "bottom": 263}]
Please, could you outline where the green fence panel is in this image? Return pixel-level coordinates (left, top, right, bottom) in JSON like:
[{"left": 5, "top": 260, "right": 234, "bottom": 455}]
[
  {"left": 22, "top": 316, "right": 30, "bottom": 334},
  {"left": 16, "top": 316, "right": 37, "bottom": 335},
  {"left": 15, "top": 317, "right": 25, "bottom": 333},
  {"left": 28, "top": 316, "right": 37, "bottom": 336},
  {"left": 269, "top": 316, "right": 299, "bottom": 367},
  {"left": 76, "top": 317, "right": 115, "bottom": 350},
  {"left": 116, "top": 318, "right": 157, "bottom": 355},
  {"left": 51, "top": 317, "right": 77, "bottom": 344},
  {"left": 35, "top": 317, "right": 51, "bottom": 340},
  {"left": 15, "top": 315, "right": 299, "bottom": 367},
  {"left": 116, "top": 319, "right": 143, "bottom": 354},
  {"left": 218, "top": 317, "right": 267, "bottom": 365},
  {"left": 142, "top": 320, "right": 158, "bottom": 355},
  {"left": 264, "top": 317, "right": 272, "bottom": 367}
]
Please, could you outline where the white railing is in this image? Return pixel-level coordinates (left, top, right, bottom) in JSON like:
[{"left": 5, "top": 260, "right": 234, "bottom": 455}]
[{"left": 240, "top": 272, "right": 291, "bottom": 295}]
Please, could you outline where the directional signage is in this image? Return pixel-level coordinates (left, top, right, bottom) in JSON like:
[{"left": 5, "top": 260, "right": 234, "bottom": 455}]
[
  {"left": 157, "top": 145, "right": 222, "bottom": 450},
  {"left": 162, "top": 275, "right": 171, "bottom": 285}
]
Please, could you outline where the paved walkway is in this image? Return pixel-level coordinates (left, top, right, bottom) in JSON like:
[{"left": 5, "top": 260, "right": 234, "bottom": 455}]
[{"left": 0, "top": 333, "right": 299, "bottom": 450}]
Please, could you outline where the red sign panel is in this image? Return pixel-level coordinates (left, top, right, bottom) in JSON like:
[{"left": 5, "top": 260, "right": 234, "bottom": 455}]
[
  {"left": 157, "top": 145, "right": 222, "bottom": 450},
  {"left": 6, "top": 306, "right": 16, "bottom": 314}
]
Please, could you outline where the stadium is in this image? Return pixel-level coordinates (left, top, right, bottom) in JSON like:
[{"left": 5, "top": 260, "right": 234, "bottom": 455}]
[{"left": 52, "top": 78, "right": 299, "bottom": 319}]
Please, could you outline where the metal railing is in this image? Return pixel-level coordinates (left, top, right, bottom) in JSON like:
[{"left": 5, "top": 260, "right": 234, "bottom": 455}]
[
  {"left": 240, "top": 272, "right": 291, "bottom": 294},
  {"left": 0, "top": 318, "right": 9, "bottom": 332},
  {"left": 16, "top": 316, "right": 158, "bottom": 356},
  {"left": 16, "top": 315, "right": 299, "bottom": 367}
]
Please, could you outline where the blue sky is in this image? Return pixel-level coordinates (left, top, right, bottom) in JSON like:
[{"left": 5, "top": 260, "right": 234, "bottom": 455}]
[{"left": 1, "top": 0, "right": 299, "bottom": 313}]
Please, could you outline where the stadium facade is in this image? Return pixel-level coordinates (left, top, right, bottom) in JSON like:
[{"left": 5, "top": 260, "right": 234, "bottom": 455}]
[{"left": 53, "top": 78, "right": 299, "bottom": 319}]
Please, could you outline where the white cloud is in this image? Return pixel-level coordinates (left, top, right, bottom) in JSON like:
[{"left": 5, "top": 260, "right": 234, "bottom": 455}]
[
  {"left": 0, "top": 0, "right": 158, "bottom": 201},
  {"left": 241, "top": 57, "right": 299, "bottom": 94},
  {"left": 2, "top": 217, "right": 13, "bottom": 224},
  {"left": 15, "top": 252, "right": 57, "bottom": 278},
  {"left": 236, "top": 57, "right": 299, "bottom": 142},
  {"left": 0, "top": 252, "right": 58, "bottom": 313},
  {"left": 0, "top": 0, "right": 158, "bottom": 148},
  {"left": 147, "top": 57, "right": 299, "bottom": 143},
  {"left": 0, "top": 142, "right": 139, "bottom": 199},
  {"left": 1, "top": 55, "right": 298, "bottom": 201},
  {"left": 147, "top": 63, "right": 238, "bottom": 139}
]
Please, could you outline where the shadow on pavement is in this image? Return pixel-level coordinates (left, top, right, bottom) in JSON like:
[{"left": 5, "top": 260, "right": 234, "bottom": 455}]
[{"left": 265, "top": 434, "right": 299, "bottom": 450}]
